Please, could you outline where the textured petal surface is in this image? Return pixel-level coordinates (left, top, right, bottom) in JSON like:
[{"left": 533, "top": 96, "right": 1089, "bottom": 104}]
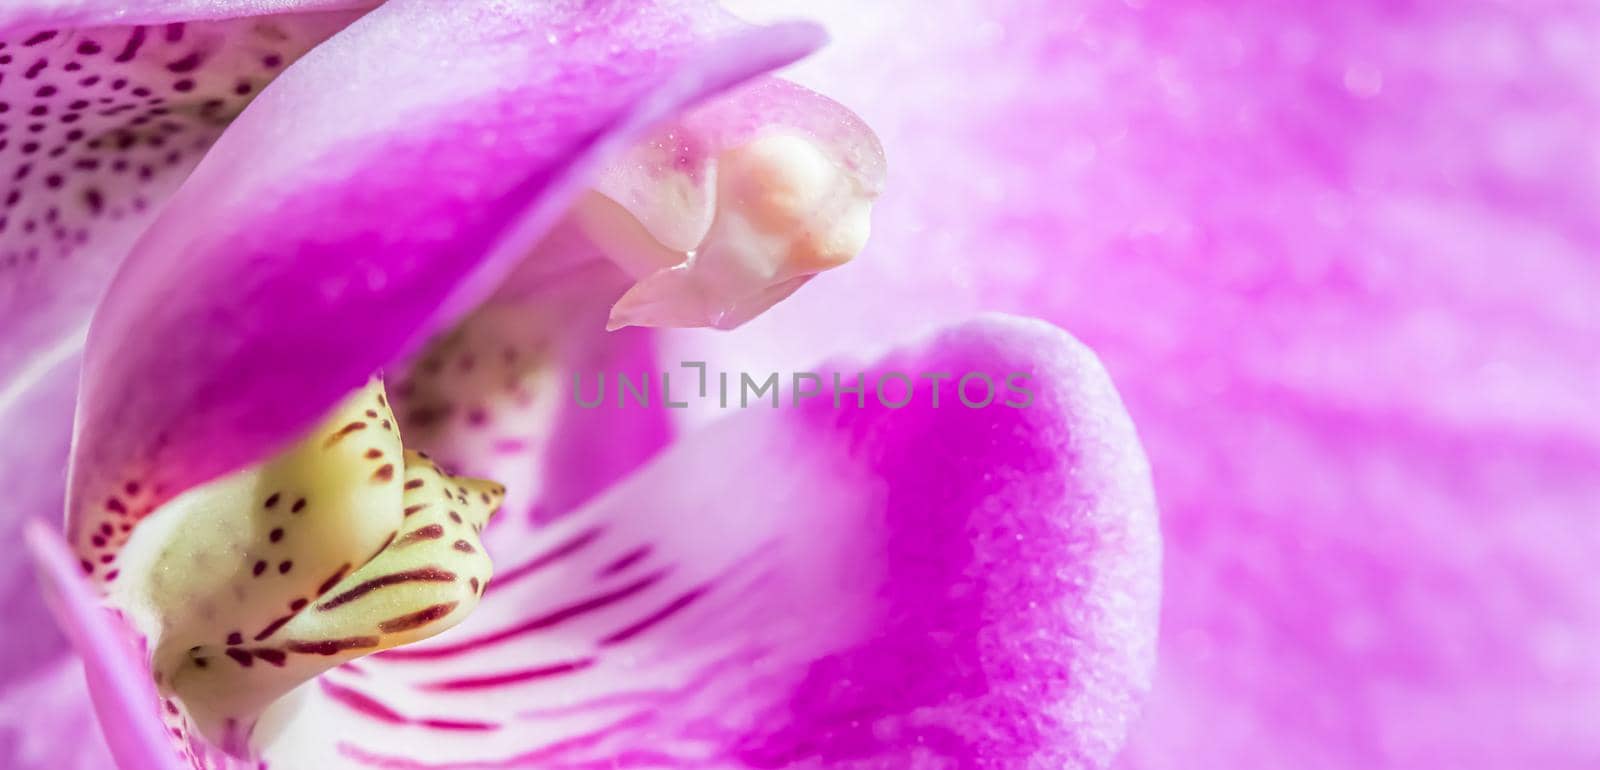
[
  {"left": 257, "top": 315, "right": 1158, "bottom": 769},
  {"left": 67, "top": 0, "right": 822, "bottom": 573},
  {"left": 714, "top": 2, "right": 1600, "bottom": 768}
]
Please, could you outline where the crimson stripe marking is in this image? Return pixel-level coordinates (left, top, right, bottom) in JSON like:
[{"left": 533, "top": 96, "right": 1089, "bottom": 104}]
[
  {"left": 597, "top": 545, "right": 651, "bottom": 578},
  {"left": 339, "top": 709, "right": 652, "bottom": 767},
  {"left": 419, "top": 658, "right": 596, "bottom": 691},
  {"left": 377, "top": 601, "right": 457, "bottom": 633},
  {"left": 288, "top": 636, "right": 378, "bottom": 655},
  {"left": 393, "top": 524, "right": 444, "bottom": 548},
  {"left": 317, "top": 563, "right": 353, "bottom": 595},
  {"left": 253, "top": 649, "right": 287, "bottom": 667},
  {"left": 253, "top": 614, "right": 294, "bottom": 641},
  {"left": 380, "top": 570, "right": 667, "bottom": 661},
  {"left": 599, "top": 585, "right": 710, "bottom": 645},
  {"left": 319, "top": 680, "right": 498, "bottom": 732},
  {"left": 417, "top": 718, "right": 498, "bottom": 731},
  {"left": 323, "top": 421, "right": 367, "bottom": 447},
  {"left": 317, "top": 567, "right": 456, "bottom": 611},
  {"left": 486, "top": 525, "right": 605, "bottom": 594}
]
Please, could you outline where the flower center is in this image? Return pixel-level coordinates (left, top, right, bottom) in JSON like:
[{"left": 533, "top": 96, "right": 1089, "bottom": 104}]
[{"left": 109, "top": 378, "right": 504, "bottom": 755}]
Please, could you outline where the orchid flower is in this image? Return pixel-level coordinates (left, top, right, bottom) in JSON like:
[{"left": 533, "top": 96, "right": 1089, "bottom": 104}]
[
  {"left": 2, "top": 1, "right": 1161, "bottom": 769},
  {"left": 9, "top": 0, "right": 1593, "bottom": 769}
]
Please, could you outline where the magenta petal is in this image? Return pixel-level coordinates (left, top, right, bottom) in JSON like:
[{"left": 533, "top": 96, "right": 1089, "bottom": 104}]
[
  {"left": 24, "top": 520, "right": 181, "bottom": 770},
  {"left": 278, "top": 316, "right": 1158, "bottom": 769},
  {"left": 0, "top": 354, "right": 108, "bottom": 770},
  {"left": 68, "top": 2, "right": 822, "bottom": 565},
  {"left": 728, "top": 2, "right": 1600, "bottom": 768}
]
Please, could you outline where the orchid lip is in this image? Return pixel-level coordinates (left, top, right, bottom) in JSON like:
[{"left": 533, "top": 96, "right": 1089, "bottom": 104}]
[{"left": 108, "top": 378, "right": 504, "bottom": 756}]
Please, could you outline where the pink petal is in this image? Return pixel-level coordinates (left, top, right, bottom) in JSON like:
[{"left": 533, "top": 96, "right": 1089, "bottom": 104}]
[
  {"left": 67, "top": 1, "right": 822, "bottom": 574},
  {"left": 724, "top": 2, "right": 1600, "bottom": 768},
  {"left": 0, "top": 353, "right": 112, "bottom": 770},
  {"left": 258, "top": 315, "right": 1159, "bottom": 769},
  {"left": 24, "top": 520, "right": 181, "bottom": 770}
]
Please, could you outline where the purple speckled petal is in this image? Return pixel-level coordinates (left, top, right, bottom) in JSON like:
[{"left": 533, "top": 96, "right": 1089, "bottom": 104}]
[
  {"left": 0, "top": 7, "right": 367, "bottom": 384},
  {"left": 0, "top": 9, "right": 371, "bottom": 767},
  {"left": 0, "top": 1, "right": 374, "bottom": 33},
  {"left": 24, "top": 520, "right": 182, "bottom": 770},
  {"left": 253, "top": 315, "right": 1158, "bottom": 769},
  {"left": 66, "top": 0, "right": 823, "bottom": 577}
]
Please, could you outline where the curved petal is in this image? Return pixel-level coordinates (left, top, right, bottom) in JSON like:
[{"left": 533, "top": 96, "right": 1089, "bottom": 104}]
[
  {"left": 723, "top": 2, "right": 1600, "bottom": 768},
  {"left": 251, "top": 315, "right": 1159, "bottom": 769},
  {"left": 0, "top": 657, "right": 115, "bottom": 769},
  {"left": 0, "top": 9, "right": 377, "bottom": 767},
  {"left": 0, "top": 353, "right": 108, "bottom": 769},
  {"left": 67, "top": 0, "right": 823, "bottom": 574},
  {"left": 25, "top": 520, "right": 182, "bottom": 770}
]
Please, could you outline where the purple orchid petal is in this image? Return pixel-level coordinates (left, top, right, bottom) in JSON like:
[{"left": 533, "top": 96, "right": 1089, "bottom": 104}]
[
  {"left": 720, "top": 2, "right": 1600, "bottom": 768},
  {"left": 24, "top": 520, "right": 182, "bottom": 770},
  {"left": 66, "top": 0, "right": 822, "bottom": 577},
  {"left": 0, "top": 353, "right": 113, "bottom": 769},
  {"left": 237, "top": 315, "right": 1157, "bottom": 768}
]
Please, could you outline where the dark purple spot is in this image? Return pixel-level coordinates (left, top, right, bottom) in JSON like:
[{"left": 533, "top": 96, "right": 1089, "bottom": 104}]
[
  {"left": 114, "top": 27, "right": 147, "bottom": 63},
  {"left": 166, "top": 52, "right": 201, "bottom": 73}
]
